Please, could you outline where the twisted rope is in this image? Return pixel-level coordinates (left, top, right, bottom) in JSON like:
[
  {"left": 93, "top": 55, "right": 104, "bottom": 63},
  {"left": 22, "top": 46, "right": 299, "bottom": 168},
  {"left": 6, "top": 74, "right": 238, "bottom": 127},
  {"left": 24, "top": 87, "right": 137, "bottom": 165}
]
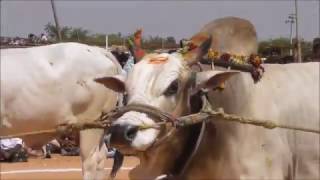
[
  {"left": 2, "top": 104, "right": 319, "bottom": 139},
  {"left": 0, "top": 121, "right": 107, "bottom": 139},
  {"left": 0, "top": 129, "right": 58, "bottom": 139},
  {"left": 176, "top": 108, "right": 320, "bottom": 134}
]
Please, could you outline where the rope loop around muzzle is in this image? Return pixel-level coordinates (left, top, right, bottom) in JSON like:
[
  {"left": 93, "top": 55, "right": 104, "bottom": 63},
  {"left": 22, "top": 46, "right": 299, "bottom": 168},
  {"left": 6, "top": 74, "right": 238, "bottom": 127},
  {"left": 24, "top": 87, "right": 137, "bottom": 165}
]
[
  {"left": 100, "top": 103, "right": 178, "bottom": 130},
  {"left": 101, "top": 103, "right": 180, "bottom": 151}
]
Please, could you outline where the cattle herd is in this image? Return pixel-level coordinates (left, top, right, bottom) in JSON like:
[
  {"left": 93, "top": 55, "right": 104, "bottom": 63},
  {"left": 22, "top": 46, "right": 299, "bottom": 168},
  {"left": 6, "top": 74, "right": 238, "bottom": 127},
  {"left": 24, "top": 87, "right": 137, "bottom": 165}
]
[{"left": 1, "top": 17, "right": 319, "bottom": 180}]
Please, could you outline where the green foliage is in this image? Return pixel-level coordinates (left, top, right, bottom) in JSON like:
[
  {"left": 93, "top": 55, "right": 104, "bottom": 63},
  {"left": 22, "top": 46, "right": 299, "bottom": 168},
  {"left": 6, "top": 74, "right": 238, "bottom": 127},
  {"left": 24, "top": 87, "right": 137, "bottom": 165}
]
[
  {"left": 69, "top": 28, "right": 89, "bottom": 41},
  {"left": 44, "top": 22, "right": 72, "bottom": 41},
  {"left": 258, "top": 37, "right": 292, "bottom": 56},
  {"left": 300, "top": 40, "right": 313, "bottom": 58},
  {"left": 43, "top": 22, "right": 313, "bottom": 58},
  {"left": 258, "top": 37, "right": 312, "bottom": 58},
  {"left": 43, "top": 22, "right": 176, "bottom": 49},
  {"left": 143, "top": 35, "right": 178, "bottom": 50},
  {"left": 85, "top": 33, "right": 107, "bottom": 46},
  {"left": 166, "top": 36, "right": 177, "bottom": 48},
  {"left": 108, "top": 33, "right": 126, "bottom": 45}
]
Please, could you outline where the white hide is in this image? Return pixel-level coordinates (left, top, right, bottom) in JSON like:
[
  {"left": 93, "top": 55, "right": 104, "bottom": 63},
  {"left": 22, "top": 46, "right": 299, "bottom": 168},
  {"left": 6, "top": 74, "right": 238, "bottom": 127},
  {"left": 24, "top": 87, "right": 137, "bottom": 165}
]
[
  {"left": 0, "top": 43, "right": 121, "bottom": 180},
  {"left": 204, "top": 62, "right": 319, "bottom": 179},
  {"left": 109, "top": 52, "right": 320, "bottom": 179},
  {"left": 1, "top": 42, "right": 119, "bottom": 135},
  {"left": 113, "top": 53, "right": 185, "bottom": 149}
]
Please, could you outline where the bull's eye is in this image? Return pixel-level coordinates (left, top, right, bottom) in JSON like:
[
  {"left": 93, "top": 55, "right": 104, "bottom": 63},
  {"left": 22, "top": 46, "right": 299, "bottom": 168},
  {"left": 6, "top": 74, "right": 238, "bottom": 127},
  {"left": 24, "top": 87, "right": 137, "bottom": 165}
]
[{"left": 164, "top": 80, "right": 179, "bottom": 96}]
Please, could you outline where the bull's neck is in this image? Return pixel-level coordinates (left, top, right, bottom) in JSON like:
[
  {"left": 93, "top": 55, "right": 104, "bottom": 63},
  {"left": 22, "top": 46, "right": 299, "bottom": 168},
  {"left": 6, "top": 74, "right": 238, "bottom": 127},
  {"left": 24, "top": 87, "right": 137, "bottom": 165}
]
[{"left": 134, "top": 128, "right": 190, "bottom": 179}]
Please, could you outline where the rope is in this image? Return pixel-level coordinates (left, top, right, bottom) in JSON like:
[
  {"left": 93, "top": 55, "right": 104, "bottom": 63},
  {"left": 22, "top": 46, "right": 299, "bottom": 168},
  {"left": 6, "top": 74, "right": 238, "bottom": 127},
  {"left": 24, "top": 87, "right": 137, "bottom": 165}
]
[
  {"left": 2, "top": 104, "right": 319, "bottom": 139},
  {"left": 176, "top": 108, "right": 320, "bottom": 134},
  {"left": 0, "top": 121, "right": 107, "bottom": 139},
  {"left": 0, "top": 129, "right": 57, "bottom": 139}
]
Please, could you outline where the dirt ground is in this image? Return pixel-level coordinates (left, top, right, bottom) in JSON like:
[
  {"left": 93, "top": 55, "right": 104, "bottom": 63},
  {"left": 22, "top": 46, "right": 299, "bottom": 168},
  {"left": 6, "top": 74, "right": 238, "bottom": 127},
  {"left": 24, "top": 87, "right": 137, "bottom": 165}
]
[{"left": 0, "top": 154, "right": 139, "bottom": 180}]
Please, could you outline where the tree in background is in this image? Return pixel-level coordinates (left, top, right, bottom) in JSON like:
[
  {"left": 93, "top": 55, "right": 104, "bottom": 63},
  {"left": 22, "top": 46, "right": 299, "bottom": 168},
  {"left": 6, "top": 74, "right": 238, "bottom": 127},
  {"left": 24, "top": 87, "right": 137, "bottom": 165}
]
[
  {"left": 43, "top": 22, "right": 178, "bottom": 49},
  {"left": 258, "top": 37, "right": 312, "bottom": 60},
  {"left": 142, "top": 35, "right": 178, "bottom": 50},
  {"left": 258, "top": 37, "right": 292, "bottom": 56},
  {"left": 300, "top": 39, "right": 313, "bottom": 60},
  {"left": 44, "top": 22, "right": 71, "bottom": 41},
  {"left": 69, "top": 28, "right": 89, "bottom": 41},
  {"left": 166, "top": 36, "right": 177, "bottom": 48},
  {"left": 107, "top": 33, "right": 126, "bottom": 45},
  {"left": 86, "top": 33, "right": 107, "bottom": 46}
]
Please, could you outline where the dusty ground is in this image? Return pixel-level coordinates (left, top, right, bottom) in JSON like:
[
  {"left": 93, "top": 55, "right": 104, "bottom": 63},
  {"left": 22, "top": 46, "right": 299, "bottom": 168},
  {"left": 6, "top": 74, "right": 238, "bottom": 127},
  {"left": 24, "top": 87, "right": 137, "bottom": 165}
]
[{"left": 0, "top": 154, "right": 139, "bottom": 180}]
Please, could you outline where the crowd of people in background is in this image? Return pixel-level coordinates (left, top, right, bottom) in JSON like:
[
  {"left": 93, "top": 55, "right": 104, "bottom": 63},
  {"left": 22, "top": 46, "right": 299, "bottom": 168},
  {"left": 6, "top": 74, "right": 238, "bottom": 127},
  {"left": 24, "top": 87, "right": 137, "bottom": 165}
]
[
  {"left": 0, "top": 138, "right": 28, "bottom": 162},
  {"left": 1, "top": 32, "right": 48, "bottom": 47},
  {"left": 0, "top": 132, "right": 81, "bottom": 163}
]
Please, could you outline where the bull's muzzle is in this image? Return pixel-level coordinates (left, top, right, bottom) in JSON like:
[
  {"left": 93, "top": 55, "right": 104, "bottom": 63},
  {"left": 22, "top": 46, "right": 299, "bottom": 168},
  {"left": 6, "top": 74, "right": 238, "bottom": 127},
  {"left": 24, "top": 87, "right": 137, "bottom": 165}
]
[{"left": 108, "top": 124, "right": 139, "bottom": 147}]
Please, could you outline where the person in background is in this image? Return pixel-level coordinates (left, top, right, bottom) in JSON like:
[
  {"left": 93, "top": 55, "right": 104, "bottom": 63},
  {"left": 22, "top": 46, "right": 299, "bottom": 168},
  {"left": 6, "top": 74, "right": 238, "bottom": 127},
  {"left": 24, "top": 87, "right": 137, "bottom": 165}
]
[
  {"left": 313, "top": 37, "right": 320, "bottom": 61},
  {"left": 123, "top": 53, "right": 135, "bottom": 75},
  {"left": 127, "top": 29, "right": 145, "bottom": 63},
  {"left": 40, "top": 33, "right": 48, "bottom": 43},
  {"left": 123, "top": 28, "right": 146, "bottom": 76},
  {"left": 43, "top": 139, "right": 61, "bottom": 158},
  {"left": 59, "top": 132, "right": 80, "bottom": 156},
  {"left": 0, "top": 138, "right": 28, "bottom": 162}
]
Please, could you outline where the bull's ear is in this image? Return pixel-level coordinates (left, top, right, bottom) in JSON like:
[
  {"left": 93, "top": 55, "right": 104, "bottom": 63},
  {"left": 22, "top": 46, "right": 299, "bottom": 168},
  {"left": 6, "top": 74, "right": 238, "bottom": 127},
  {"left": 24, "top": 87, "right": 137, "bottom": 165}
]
[
  {"left": 183, "top": 32, "right": 212, "bottom": 65},
  {"left": 94, "top": 75, "right": 125, "bottom": 93},
  {"left": 195, "top": 71, "right": 239, "bottom": 90}
]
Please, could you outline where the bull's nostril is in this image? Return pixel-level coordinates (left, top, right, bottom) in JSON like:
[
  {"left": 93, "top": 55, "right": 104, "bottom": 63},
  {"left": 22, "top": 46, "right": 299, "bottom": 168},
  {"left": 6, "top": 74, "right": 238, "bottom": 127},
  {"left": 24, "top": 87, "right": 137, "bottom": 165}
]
[
  {"left": 124, "top": 125, "right": 139, "bottom": 141},
  {"left": 109, "top": 124, "right": 139, "bottom": 146}
]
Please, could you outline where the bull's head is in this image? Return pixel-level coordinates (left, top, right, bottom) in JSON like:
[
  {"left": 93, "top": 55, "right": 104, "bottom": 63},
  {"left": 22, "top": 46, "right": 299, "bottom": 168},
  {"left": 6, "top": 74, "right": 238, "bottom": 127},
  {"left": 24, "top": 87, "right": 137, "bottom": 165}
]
[{"left": 95, "top": 33, "right": 238, "bottom": 154}]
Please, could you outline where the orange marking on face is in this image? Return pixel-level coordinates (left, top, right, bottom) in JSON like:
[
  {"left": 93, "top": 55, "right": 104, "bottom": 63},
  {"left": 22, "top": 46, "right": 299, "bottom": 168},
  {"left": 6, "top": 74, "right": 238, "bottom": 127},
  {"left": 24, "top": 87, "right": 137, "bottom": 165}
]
[{"left": 148, "top": 56, "right": 168, "bottom": 64}]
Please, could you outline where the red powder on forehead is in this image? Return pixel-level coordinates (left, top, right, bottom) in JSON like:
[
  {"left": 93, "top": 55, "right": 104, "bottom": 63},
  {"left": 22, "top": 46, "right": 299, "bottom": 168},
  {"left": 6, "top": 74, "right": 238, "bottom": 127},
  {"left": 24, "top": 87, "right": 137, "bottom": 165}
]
[{"left": 147, "top": 56, "right": 168, "bottom": 64}]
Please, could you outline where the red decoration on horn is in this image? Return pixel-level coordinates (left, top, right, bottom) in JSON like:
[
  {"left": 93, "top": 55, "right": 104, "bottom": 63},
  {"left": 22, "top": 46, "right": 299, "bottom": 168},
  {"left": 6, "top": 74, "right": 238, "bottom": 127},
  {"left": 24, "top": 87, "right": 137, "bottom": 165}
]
[
  {"left": 133, "top": 29, "right": 145, "bottom": 61},
  {"left": 221, "top": 53, "right": 231, "bottom": 62}
]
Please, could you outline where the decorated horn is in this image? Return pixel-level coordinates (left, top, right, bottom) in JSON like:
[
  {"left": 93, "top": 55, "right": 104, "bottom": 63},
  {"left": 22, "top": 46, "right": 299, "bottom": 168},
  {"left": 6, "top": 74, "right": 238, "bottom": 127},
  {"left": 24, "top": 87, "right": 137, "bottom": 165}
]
[
  {"left": 127, "top": 28, "right": 145, "bottom": 63},
  {"left": 181, "top": 32, "right": 212, "bottom": 66}
]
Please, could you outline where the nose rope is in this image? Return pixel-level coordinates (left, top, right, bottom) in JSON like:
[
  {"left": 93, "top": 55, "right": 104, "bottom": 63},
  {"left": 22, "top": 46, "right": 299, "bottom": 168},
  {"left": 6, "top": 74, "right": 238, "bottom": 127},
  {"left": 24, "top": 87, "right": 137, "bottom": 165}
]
[
  {"left": 102, "top": 100, "right": 320, "bottom": 137},
  {"left": 102, "top": 104, "right": 177, "bottom": 127},
  {"left": 101, "top": 103, "right": 179, "bottom": 151}
]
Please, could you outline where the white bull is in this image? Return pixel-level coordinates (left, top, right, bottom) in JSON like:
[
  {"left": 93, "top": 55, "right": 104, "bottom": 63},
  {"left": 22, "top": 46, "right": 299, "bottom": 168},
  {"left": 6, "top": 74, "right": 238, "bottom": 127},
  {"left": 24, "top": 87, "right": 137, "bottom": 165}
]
[
  {"left": 0, "top": 42, "right": 122, "bottom": 180},
  {"left": 96, "top": 17, "right": 320, "bottom": 179}
]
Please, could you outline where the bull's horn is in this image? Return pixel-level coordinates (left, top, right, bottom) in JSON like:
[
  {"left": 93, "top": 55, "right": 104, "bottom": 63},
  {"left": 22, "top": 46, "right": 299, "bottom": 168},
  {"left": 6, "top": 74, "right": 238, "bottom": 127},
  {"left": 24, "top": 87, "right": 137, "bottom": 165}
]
[{"left": 182, "top": 32, "right": 212, "bottom": 66}]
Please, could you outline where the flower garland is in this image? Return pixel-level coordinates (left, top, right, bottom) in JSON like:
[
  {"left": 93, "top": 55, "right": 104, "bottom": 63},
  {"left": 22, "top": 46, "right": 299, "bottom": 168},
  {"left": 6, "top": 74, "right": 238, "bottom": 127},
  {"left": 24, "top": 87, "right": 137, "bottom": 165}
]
[
  {"left": 178, "top": 41, "right": 265, "bottom": 82},
  {"left": 207, "top": 49, "right": 265, "bottom": 82}
]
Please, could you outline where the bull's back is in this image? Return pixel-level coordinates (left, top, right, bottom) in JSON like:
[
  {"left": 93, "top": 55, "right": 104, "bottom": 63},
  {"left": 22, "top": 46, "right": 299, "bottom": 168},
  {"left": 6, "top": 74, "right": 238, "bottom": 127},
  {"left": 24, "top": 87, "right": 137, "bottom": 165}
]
[{"left": 1, "top": 43, "right": 119, "bottom": 137}]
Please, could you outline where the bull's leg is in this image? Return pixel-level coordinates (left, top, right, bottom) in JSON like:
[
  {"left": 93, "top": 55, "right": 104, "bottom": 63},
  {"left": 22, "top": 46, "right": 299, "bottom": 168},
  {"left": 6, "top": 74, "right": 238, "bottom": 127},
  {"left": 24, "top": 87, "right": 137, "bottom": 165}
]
[{"left": 80, "top": 129, "right": 107, "bottom": 180}]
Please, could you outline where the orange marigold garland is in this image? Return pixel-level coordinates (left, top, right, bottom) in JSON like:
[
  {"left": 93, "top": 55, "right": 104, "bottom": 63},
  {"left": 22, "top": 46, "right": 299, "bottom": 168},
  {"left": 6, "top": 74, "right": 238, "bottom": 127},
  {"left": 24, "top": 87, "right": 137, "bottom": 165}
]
[
  {"left": 179, "top": 42, "right": 264, "bottom": 82},
  {"left": 207, "top": 49, "right": 264, "bottom": 82}
]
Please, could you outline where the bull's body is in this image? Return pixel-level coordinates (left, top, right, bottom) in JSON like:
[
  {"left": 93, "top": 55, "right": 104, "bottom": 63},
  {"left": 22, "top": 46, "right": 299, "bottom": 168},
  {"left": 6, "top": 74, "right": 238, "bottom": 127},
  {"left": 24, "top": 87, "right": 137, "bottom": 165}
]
[
  {"left": 1, "top": 42, "right": 121, "bottom": 179},
  {"left": 126, "top": 62, "right": 320, "bottom": 180},
  {"left": 97, "top": 17, "right": 319, "bottom": 180},
  {"left": 185, "top": 63, "right": 319, "bottom": 179}
]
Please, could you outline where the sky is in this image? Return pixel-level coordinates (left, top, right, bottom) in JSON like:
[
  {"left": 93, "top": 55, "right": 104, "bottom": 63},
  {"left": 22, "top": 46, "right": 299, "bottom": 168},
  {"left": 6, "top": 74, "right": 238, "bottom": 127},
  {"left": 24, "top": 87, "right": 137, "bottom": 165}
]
[{"left": 1, "top": 0, "right": 319, "bottom": 41}]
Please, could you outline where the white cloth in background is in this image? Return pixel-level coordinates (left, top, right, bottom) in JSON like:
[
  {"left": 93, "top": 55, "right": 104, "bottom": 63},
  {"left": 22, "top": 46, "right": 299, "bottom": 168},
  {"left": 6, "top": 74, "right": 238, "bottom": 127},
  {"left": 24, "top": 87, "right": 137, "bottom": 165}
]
[
  {"left": 0, "top": 138, "right": 23, "bottom": 150},
  {"left": 123, "top": 55, "right": 135, "bottom": 75},
  {"left": 41, "top": 35, "right": 48, "bottom": 42}
]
